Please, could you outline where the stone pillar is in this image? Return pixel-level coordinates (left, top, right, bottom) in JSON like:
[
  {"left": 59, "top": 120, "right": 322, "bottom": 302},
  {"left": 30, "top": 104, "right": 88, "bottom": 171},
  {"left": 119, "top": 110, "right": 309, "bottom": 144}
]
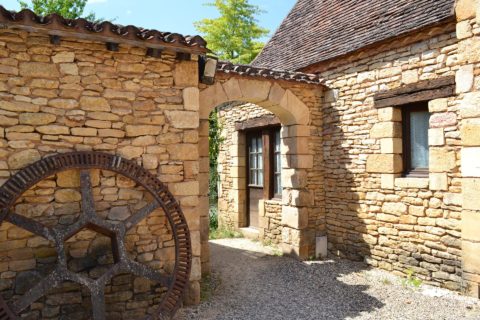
[
  {"left": 280, "top": 124, "right": 314, "bottom": 258},
  {"left": 455, "top": 0, "right": 480, "bottom": 298}
]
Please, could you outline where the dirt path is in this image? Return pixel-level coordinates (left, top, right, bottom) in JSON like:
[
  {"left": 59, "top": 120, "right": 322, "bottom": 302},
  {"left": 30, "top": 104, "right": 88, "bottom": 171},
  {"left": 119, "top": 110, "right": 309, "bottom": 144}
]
[{"left": 175, "top": 238, "right": 480, "bottom": 320}]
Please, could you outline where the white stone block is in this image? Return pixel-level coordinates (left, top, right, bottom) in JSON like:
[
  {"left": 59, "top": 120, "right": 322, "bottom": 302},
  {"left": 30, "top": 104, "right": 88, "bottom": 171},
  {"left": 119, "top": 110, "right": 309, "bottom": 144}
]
[
  {"left": 456, "top": 64, "right": 474, "bottom": 93},
  {"left": 316, "top": 236, "right": 328, "bottom": 258},
  {"left": 429, "top": 128, "right": 445, "bottom": 146},
  {"left": 462, "top": 147, "right": 480, "bottom": 177},
  {"left": 429, "top": 173, "right": 448, "bottom": 191}
]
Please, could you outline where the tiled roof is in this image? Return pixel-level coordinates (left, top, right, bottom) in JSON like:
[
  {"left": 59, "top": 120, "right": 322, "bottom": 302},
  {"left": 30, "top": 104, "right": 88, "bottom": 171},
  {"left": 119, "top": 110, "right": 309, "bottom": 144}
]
[
  {"left": 216, "top": 61, "right": 326, "bottom": 85},
  {"left": 253, "top": 0, "right": 456, "bottom": 71},
  {"left": 0, "top": 6, "right": 207, "bottom": 54}
]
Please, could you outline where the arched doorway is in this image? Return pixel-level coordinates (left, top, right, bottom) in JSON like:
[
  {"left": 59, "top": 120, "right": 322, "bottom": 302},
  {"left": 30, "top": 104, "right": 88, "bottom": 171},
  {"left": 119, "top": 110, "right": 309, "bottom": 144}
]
[{"left": 198, "top": 74, "right": 324, "bottom": 274}]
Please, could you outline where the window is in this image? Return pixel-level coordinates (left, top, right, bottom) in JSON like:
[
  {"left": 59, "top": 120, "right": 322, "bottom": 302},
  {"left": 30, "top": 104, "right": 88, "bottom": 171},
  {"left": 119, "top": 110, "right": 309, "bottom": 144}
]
[
  {"left": 273, "top": 130, "right": 282, "bottom": 197},
  {"left": 249, "top": 135, "right": 263, "bottom": 187},
  {"left": 247, "top": 127, "right": 282, "bottom": 199},
  {"left": 402, "top": 102, "right": 430, "bottom": 177}
]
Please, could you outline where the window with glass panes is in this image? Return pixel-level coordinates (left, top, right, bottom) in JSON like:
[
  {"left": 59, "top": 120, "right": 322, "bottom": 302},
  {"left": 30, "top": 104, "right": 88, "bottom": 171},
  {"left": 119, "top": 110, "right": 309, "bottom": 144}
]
[
  {"left": 402, "top": 102, "right": 430, "bottom": 177},
  {"left": 247, "top": 127, "right": 282, "bottom": 199},
  {"left": 249, "top": 135, "right": 263, "bottom": 187},
  {"left": 273, "top": 130, "right": 282, "bottom": 197}
]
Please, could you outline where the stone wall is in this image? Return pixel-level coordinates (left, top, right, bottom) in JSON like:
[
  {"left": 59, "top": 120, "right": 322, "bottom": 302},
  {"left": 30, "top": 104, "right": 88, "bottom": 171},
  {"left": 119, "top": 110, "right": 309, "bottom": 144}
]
[
  {"left": 312, "top": 18, "right": 474, "bottom": 291},
  {"left": 0, "top": 28, "right": 202, "bottom": 316}
]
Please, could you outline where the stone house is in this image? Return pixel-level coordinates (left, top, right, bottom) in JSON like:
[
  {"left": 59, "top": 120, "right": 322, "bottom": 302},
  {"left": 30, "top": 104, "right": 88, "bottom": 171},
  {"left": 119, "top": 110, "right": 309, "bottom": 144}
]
[
  {"left": 0, "top": 0, "right": 478, "bottom": 318},
  {"left": 215, "top": 0, "right": 480, "bottom": 299}
]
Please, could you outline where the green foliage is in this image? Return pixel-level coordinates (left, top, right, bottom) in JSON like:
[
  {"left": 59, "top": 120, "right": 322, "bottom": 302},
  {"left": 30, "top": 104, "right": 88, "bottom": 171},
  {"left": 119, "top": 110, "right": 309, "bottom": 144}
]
[
  {"left": 208, "top": 108, "right": 224, "bottom": 203},
  {"left": 402, "top": 269, "right": 423, "bottom": 288},
  {"left": 18, "top": 0, "right": 96, "bottom": 20},
  {"left": 209, "top": 228, "right": 242, "bottom": 240},
  {"left": 194, "top": 0, "right": 269, "bottom": 64},
  {"left": 209, "top": 205, "right": 219, "bottom": 230}
]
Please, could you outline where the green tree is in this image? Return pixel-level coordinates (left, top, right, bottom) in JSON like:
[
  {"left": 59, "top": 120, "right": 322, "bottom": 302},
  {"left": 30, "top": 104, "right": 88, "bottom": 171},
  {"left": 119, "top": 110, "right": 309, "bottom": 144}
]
[
  {"left": 18, "top": 0, "right": 96, "bottom": 20},
  {"left": 194, "top": 0, "right": 269, "bottom": 64}
]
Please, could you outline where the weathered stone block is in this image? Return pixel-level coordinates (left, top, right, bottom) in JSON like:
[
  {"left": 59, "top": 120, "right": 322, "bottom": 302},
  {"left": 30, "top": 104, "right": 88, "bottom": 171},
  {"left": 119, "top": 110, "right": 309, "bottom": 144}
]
[
  {"left": 378, "top": 107, "right": 401, "bottom": 122},
  {"left": 0, "top": 115, "right": 18, "bottom": 126},
  {"left": 462, "top": 211, "right": 480, "bottom": 241},
  {"left": 19, "top": 62, "right": 59, "bottom": 78},
  {"left": 463, "top": 178, "right": 480, "bottom": 210},
  {"left": 430, "top": 112, "right": 457, "bottom": 128},
  {"left": 52, "top": 51, "right": 75, "bottom": 63},
  {"left": 430, "top": 148, "right": 456, "bottom": 172},
  {"left": 37, "top": 125, "right": 69, "bottom": 135},
  {"left": 59, "top": 63, "right": 78, "bottom": 76},
  {"left": 462, "top": 147, "right": 480, "bottom": 177},
  {"left": 382, "top": 202, "right": 407, "bottom": 215},
  {"left": 19, "top": 113, "right": 56, "bottom": 125},
  {"left": 171, "top": 181, "right": 199, "bottom": 196},
  {"left": 429, "top": 173, "right": 448, "bottom": 191},
  {"left": 183, "top": 87, "right": 199, "bottom": 111},
  {"left": 71, "top": 127, "right": 97, "bottom": 136},
  {"left": 118, "top": 146, "right": 143, "bottom": 160},
  {"left": 80, "top": 96, "right": 110, "bottom": 112},
  {"left": 48, "top": 98, "right": 78, "bottom": 109},
  {"left": 461, "top": 119, "right": 480, "bottom": 146},
  {"left": 54, "top": 189, "right": 81, "bottom": 203},
  {"left": 381, "top": 174, "right": 398, "bottom": 189},
  {"left": 457, "top": 20, "right": 473, "bottom": 40},
  {"left": 1, "top": 101, "right": 39, "bottom": 113},
  {"left": 380, "top": 138, "right": 402, "bottom": 154},
  {"left": 456, "top": 0, "right": 476, "bottom": 20},
  {"left": 281, "top": 206, "right": 308, "bottom": 229},
  {"left": 429, "top": 128, "right": 445, "bottom": 146},
  {"left": 395, "top": 177, "right": 429, "bottom": 189},
  {"left": 366, "top": 154, "right": 402, "bottom": 173},
  {"left": 174, "top": 61, "right": 198, "bottom": 87},
  {"left": 460, "top": 92, "right": 480, "bottom": 118},
  {"left": 165, "top": 111, "right": 199, "bottom": 129},
  {"left": 167, "top": 144, "right": 198, "bottom": 160},
  {"left": 428, "top": 98, "right": 448, "bottom": 113},
  {"left": 456, "top": 64, "right": 474, "bottom": 93},
  {"left": 126, "top": 125, "right": 161, "bottom": 137},
  {"left": 463, "top": 241, "right": 480, "bottom": 274},
  {"left": 370, "top": 122, "right": 402, "bottom": 138},
  {"left": 401, "top": 70, "right": 418, "bottom": 84},
  {"left": 8, "top": 150, "right": 41, "bottom": 169}
]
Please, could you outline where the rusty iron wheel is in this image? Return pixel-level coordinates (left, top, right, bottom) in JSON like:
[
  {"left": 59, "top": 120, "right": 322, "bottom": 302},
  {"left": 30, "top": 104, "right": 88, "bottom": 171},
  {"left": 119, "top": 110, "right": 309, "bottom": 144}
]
[{"left": 0, "top": 152, "right": 192, "bottom": 320}]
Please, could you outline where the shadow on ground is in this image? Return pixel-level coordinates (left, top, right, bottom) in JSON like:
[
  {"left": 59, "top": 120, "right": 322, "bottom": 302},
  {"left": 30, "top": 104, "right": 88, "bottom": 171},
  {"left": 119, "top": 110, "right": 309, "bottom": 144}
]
[{"left": 176, "top": 240, "right": 384, "bottom": 320}]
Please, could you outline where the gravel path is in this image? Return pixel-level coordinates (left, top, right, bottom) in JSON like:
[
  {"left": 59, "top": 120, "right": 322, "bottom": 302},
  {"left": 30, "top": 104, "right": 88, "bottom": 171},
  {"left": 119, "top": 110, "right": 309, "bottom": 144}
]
[{"left": 175, "top": 238, "right": 480, "bottom": 320}]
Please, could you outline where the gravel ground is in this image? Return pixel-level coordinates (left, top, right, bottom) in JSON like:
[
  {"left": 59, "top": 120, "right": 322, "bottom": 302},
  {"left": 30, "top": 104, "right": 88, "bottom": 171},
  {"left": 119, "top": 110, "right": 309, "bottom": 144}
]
[{"left": 175, "top": 238, "right": 480, "bottom": 320}]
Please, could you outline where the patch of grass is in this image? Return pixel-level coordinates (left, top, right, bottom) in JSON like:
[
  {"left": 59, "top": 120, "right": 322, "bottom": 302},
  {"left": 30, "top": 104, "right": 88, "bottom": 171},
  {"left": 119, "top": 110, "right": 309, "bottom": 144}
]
[
  {"left": 262, "top": 239, "right": 273, "bottom": 247},
  {"left": 209, "top": 228, "right": 242, "bottom": 240},
  {"left": 271, "top": 247, "right": 283, "bottom": 257},
  {"left": 402, "top": 269, "right": 423, "bottom": 288}
]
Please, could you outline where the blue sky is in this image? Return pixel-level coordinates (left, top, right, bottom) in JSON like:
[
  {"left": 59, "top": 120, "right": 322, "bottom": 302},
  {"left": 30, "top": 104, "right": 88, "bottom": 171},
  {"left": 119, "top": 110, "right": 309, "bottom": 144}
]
[{"left": 1, "top": 0, "right": 296, "bottom": 41}]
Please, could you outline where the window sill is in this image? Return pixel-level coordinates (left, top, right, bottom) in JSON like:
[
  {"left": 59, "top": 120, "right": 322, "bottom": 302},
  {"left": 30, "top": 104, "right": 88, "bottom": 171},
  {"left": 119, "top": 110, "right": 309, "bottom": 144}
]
[{"left": 394, "top": 177, "right": 429, "bottom": 189}]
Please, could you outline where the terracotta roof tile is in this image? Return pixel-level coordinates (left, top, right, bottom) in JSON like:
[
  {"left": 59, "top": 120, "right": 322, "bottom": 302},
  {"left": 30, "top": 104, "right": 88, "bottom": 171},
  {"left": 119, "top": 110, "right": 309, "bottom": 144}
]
[
  {"left": 217, "top": 61, "right": 326, "bottom": 85},
  {"left": 0, "top": 6, "right": 207, "bottom": 54},
  {"left": 253, "top": 0, "right": 456, "bottom": 71}
]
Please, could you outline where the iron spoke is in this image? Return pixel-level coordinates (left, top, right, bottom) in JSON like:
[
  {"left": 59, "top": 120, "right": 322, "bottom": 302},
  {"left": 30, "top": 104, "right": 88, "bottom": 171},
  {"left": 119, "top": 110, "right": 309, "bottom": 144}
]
[
  {"left": 80, "top": 170, "right": 96, "bottom": 219},
  {"left": 124, "top": 201, "right": 160, "bottom": 230},
  {"left": 129, "top": 261, "right": 172, "bottom": 288},
  {"left": 10, "top": 269, "right": 63, "bottom": 314},
  {"left": 5, "top": 212, "right": 54, "bottom": 241},
  {"left": 91, "top": 286, "right": 106, "bottom": 320}
]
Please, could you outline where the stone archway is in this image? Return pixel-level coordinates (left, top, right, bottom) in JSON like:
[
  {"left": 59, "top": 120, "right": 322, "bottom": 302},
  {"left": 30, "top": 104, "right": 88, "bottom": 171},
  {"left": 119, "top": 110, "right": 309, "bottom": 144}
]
[{"left": 198, "top": 76, "right": 319, "bottom": 273}]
